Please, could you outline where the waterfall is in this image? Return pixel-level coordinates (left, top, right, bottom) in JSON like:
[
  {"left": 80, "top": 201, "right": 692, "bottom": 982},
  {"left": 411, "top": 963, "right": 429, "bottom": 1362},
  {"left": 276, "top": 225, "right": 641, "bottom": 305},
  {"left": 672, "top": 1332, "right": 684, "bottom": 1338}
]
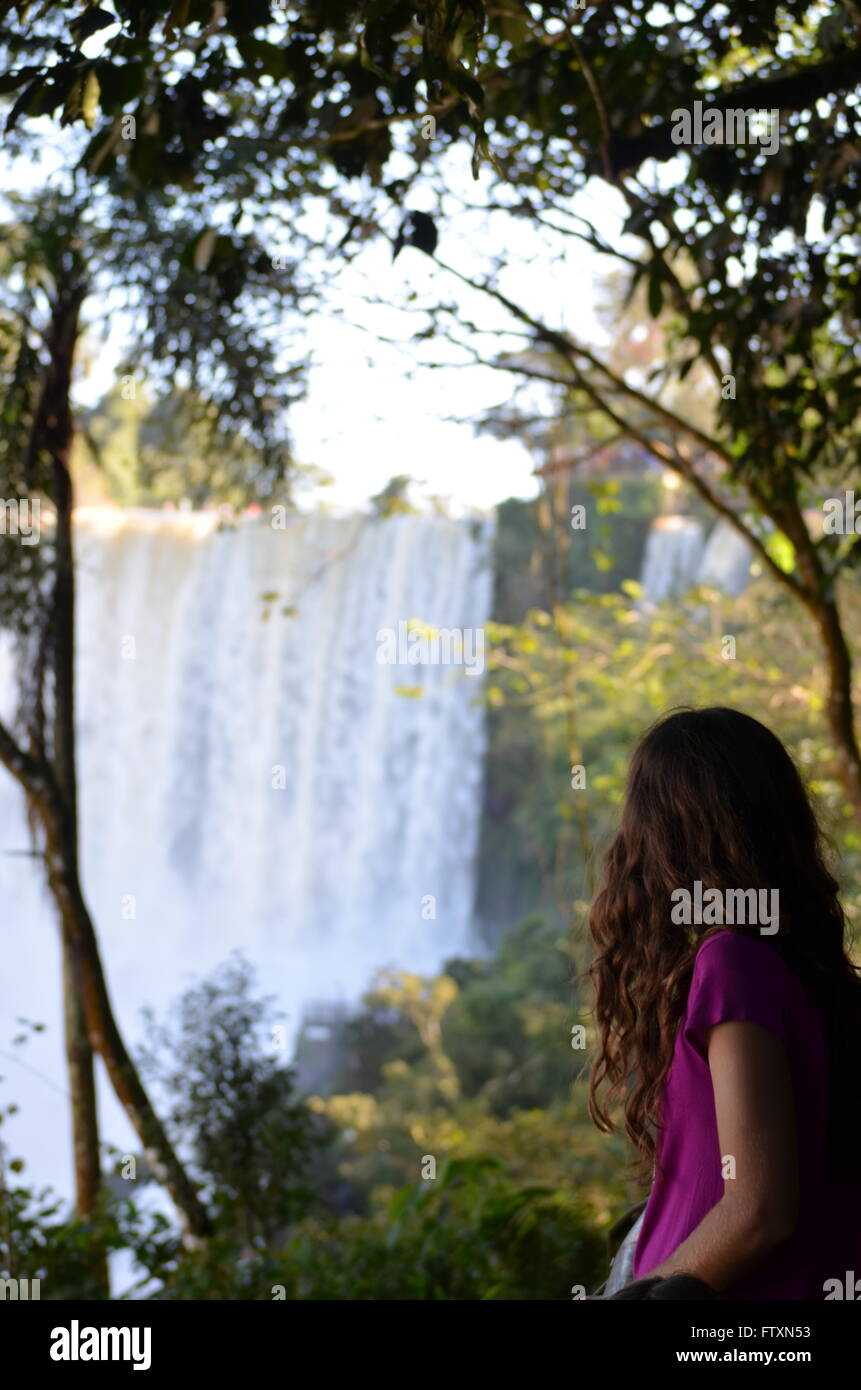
[
  {"left": 640, "top": 516, "right": 753, "bottom": 602},
  {"left": 640, "top": 515, "right": 705, "bottom": 602},
  {"left": 0, "top": 508, "right": 494, "bottom": 1194},
  {"left": 697, "top": 519, "right": 753, "bottom": 596}
]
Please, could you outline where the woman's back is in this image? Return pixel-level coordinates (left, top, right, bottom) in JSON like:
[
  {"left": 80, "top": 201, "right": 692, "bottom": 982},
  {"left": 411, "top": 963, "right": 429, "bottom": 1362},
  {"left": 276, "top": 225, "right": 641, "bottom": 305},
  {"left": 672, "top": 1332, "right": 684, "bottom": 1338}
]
[{"left": 633, "top": 930, "right": 861, "bottom": 1299}]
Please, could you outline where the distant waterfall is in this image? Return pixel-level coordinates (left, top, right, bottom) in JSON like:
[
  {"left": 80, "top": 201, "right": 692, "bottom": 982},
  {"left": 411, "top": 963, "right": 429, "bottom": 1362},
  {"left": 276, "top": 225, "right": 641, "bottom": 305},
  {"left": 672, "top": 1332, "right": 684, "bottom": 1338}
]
[
  {"left": 640, "top": 516, "right": 705, "bottom": 602},
  {"left": 0, "top": 508, "right": 493, "bottom": 1192},
  {"left": 640, "top": 516, "right": 752, "bottom": 602},
  {"left": 698, "top": 520, "right": 753, "bottom": 596}
]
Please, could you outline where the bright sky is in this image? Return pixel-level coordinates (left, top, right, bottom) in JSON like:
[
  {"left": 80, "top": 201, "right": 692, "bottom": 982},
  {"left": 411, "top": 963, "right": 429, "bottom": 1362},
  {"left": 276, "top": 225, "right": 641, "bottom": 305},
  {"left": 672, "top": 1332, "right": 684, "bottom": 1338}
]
[{"left": 287, "top": 168, "right": 630, "bottom": 512}]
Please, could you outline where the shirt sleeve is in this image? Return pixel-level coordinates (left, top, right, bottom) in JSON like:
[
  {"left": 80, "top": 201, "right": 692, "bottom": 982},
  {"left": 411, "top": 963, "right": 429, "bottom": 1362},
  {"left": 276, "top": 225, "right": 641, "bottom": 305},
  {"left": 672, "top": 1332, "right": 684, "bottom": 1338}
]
[{"left": 683, "top": 931, "right": 789, "bottom": 1059}]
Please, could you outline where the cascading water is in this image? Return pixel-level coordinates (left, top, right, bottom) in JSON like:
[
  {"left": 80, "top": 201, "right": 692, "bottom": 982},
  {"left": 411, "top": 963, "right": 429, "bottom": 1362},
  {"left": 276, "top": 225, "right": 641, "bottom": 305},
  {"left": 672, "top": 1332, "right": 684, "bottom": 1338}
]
[
  {"left": 640, "top": 515, "right": 706, "bottom": 602},
  {"left": 0, "top": 508, "right": 494, "bottom": 1194},
  {"left": 697, "top": 520, "right": 753, "bottom": 596},
  {"left": 640, "top": 516, "right": 752, "bottom": 602}
]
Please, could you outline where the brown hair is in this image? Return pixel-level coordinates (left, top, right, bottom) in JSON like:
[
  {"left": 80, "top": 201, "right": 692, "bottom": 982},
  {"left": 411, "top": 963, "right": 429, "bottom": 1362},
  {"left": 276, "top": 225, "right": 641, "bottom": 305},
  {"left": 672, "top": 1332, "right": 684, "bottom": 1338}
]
[{"left": 587, "top": 706, "right": 861, "bottom": 1179}]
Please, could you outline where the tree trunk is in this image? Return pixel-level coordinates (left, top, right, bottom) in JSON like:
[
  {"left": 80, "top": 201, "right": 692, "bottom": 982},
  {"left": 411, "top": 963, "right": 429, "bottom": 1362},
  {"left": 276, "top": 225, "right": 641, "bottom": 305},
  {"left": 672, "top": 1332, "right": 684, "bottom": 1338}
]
[
  {"left": 32, "top": 286, "right": 107, "bottom": 1290},
  {"left": 453, "top": 265, "right": 861, "bottom": 832},
  {"left": 48, "top": 311, "right": 103, "bottom": 1224},
  {"left": 35, "top": 784, "right": 212, "bottom": 1240},
  {"left": 811, "top": 596, "right": 861, "bottom": 822},
  {"left": 773, "top": 498, "right": 861, "bottom": 823},
  {"left": 61, "top": 938, "right": 109, "bottom": 1294},
  {"left": 13, "top": 283, "right": 213, "bottom": 1242},
  {"left": 61, "top": 946, "right": 102, "bottom": 1220}
]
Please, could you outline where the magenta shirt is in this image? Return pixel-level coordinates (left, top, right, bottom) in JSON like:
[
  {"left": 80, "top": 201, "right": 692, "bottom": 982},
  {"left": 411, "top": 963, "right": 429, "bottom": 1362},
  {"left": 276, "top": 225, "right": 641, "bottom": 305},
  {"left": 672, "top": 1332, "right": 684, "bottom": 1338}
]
[{"left": 633, "top": 930, "right": 861, "bottom": 1299}]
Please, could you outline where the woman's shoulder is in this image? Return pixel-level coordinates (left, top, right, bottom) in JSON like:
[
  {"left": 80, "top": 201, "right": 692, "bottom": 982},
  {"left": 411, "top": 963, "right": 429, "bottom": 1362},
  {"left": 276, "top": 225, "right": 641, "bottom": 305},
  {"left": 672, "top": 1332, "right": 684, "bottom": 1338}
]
[
  {"left": 692, "top": 928, "right": 795, "bottom": 992},
  {"left": 684, "top": 930, "right": 797, "bottom": 1045},
  {"left": 692, "top": 934, "right": 790, "bottom": 967},
  {"left": 694, "top": 929, "right": 810, "bottom": 1002}
]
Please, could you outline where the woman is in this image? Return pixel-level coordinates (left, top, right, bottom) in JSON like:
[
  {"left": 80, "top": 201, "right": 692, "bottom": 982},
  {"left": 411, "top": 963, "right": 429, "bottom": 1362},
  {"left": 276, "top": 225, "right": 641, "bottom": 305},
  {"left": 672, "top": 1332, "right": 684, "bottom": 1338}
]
[{"left": 588, "top": 707, "right": 861, "bottom": 1299}]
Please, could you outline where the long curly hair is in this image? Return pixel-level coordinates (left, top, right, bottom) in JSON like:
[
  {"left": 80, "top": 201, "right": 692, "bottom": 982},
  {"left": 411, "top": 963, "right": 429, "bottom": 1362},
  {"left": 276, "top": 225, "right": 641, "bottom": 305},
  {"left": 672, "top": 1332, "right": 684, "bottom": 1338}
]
[{"left": 587, "top": 706, "right": 861, "bottom": 1180}]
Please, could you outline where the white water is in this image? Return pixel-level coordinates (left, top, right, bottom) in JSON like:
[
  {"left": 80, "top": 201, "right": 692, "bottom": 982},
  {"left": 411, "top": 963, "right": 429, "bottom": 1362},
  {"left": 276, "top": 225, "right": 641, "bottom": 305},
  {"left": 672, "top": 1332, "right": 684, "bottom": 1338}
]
[
  {"left": 0, "top": 508, "right": 493, "bottom": 1196},
  {"left": 640, "top": 516, "right": 752, "bottom": 602},
  {"left": 698, "top": 519, "right": 753, "bottom": 596},
  {"left": 640, "top": 515, "right": 705, "bottom": 602}
]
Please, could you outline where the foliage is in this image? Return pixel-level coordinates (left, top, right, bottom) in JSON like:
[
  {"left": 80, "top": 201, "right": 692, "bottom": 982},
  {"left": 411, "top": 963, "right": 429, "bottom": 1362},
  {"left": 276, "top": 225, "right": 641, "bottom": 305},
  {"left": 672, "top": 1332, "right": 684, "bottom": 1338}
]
[
  {"left": 138, "top": 955, "right": 330, "bottom": 1247},
  {"left": 0, "top": 184, "right": 307, "bottom": 505},
  {"left": 492, "top": 481, "right": 669, "bottom": 624},
  {"left": 0, "top": 1177, "right": 131, "bottom": 1300},
  {"left": 5, "top": 5, "right": 861, "bottom": 808},
  {"left": 2, "top": 2, "right": 861, "bottom": 1296},
  {"left": 368, "top": 473, "right": 420, "bottom": 518},
  {"left": 104, "top": 1153, "right": 605, "bottom": 1300},
  {"left": 478, "top": 571, "right": 861, "bottom": 937},
  {"left": 1, "top": 929, "right": 620, "bottom": 1299},
  {"left": 5, "top": 6, "right": 861, "bottom": 560},
  {"left": 0, "top": 1, "right": 495, "bottom": 183},
  {"left": 74, "top": 381, "right": 302, "bottom": 507}
]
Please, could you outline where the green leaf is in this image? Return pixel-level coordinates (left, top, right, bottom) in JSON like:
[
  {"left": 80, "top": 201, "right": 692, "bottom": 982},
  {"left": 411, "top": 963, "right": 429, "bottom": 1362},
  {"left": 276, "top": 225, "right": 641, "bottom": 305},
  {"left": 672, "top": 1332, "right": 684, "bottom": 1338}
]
[
  {"left": 359, "top": 33, "right": 389, "bottom": 81},
  {"left": 0, "top": 65, "right": 41, "bottom": 94},
  {"left": 764, "top": 531, "right": 795, "bottom": 574},
  {"left": 448, "top": 66, "right": 485, "bottom": 116},
  {"left": 647, "top": 264, "right": 664, "bottom": 318},
  {"left": 192, "top": 227, "right": 219, "bottom": 271},
  {"left": 82, "top": 69, "right": 100, "bottom": 130},
  {"left": 5, "top": 74, "right": 45, "bottom": 131},
  {"left": 70, "top": 6, "right": 117, "bottom": 47}
]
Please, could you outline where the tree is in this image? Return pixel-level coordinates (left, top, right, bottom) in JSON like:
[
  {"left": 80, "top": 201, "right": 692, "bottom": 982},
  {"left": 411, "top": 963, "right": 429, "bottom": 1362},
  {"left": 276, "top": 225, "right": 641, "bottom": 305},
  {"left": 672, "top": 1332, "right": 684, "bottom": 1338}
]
[
  {"left": 75, "top": 383, "right": 293, "bottom": 508},
  {"left": 4, "top": 0, "right": 861, "bottom": 1014},
  {"left": 139, "top": 956, "right": 328, "bottom": 1249},
  {"left": 430, "top": 265, "right": 861, "bottom": 815},
  {"left": 0, "top": 193, "right": 206, "bottom": 1242},
  {"left": 10, "top": 1, "right": 854, "bottom": 817},
  {"left": 0, "top": 1, "right": 491, "bottom": 185},
  {"left": 0, "top": 179, "right": 309, "bottom": 1240}
]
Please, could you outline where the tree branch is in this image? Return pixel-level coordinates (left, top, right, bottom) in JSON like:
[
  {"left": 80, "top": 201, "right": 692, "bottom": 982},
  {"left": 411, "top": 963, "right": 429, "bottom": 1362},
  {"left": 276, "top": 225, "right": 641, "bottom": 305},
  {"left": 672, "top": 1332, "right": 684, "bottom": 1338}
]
[
  {"left": 605, "top": 49, "right": 861, "bottom": 174},
  {"left": 437, "top": 256, "right": 733, "bottom": 464},
  {"left": 0, "top": 716, "right": 51, "bottom": 795}
]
